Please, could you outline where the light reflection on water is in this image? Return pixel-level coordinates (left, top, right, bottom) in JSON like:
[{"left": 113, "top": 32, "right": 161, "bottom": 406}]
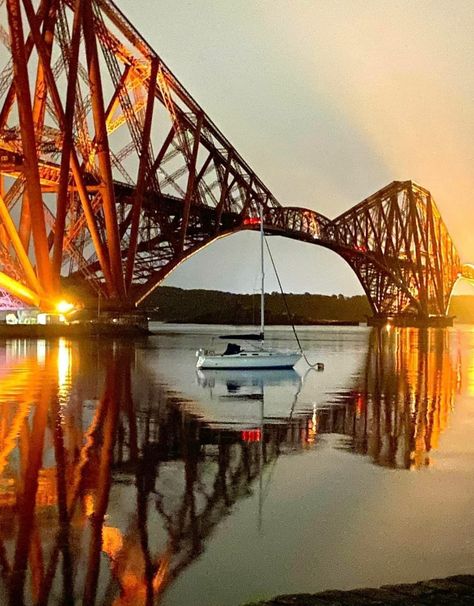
[{"left": 0, "top": 325, "right": 473, "bottom": 605}]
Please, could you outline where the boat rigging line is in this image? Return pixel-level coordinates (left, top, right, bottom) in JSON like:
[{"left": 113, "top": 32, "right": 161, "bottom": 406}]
[{"left": 264, "top": 236, "right": 324, "bottom": 370}]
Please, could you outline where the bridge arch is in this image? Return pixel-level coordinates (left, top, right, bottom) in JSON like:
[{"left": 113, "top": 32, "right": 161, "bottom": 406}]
[
  {"left": 257, "top": 181, "right": 463, "bottom": 321},
  {"left": 132, "top": 181, "right": 464, "bottom": 323}
]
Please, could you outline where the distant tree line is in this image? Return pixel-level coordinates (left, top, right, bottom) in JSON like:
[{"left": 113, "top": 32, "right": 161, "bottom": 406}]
[
  {"left": 146, "top": 286, "right": 371, "bottom": 324},
  {"left": 145, "top": 287, "right": 474, "bottom": 325}
]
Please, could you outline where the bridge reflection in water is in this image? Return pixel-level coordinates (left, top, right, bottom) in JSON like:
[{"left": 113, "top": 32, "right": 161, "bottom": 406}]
[
  {"left": 0, "top": 329, "right": 461, "bottom": 604},
  {"left": 321, "top": 328, "right": 460, "bottom": 469}
]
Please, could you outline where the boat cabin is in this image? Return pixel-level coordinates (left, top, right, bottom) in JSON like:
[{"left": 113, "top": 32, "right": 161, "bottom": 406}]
[{"left": 223, "top": 343, "right": 241, "bottom": 356}]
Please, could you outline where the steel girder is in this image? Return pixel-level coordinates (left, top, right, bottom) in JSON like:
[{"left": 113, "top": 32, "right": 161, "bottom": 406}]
[{"left": 0, "top": 0, "right": 468, "bottom": 317}]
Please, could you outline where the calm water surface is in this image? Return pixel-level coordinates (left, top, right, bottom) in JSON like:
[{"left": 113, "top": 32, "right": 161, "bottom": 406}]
[{"left": 1, "top": 324, "right": 474, "bottom": 605}]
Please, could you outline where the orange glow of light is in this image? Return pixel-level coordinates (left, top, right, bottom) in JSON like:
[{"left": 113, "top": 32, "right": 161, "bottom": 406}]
[
  {"left": 306, "top": 404, "right": 318, "bottom": 445},
  {"left": 102, "top": 526, "right": 124, "bottom": 560},
  {"left": 152, "top": 552, "right": 171, "bottom": 592},
  {"left": 55, "top": 300, "right": 75, "bottom": 314},
  {"left": 84, "top": 493, "right": 95, "bottom": 517},
  {"left": 0, "top": 402, "right": 32, "bottom": 476},
  {"left": 0, "top": 358, "right": 41, "bottom": 476},
  {"left": 356, "top": 393, "right": 365, "bottom": 417},
  {"left": 57, "top": 338, "right": 72, "bottom": 401},
  {"left": 465, "top": 339, "right": 474, "bottom": 397}
]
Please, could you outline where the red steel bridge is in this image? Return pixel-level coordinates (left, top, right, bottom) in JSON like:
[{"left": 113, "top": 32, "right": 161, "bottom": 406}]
[{"left": 0, "top": 0, "right": 472, "bottom": 323}]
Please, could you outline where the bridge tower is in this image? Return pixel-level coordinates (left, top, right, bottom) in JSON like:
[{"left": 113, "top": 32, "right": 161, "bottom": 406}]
[{"left": 327, "top": 181, "right": 463, "bottom": 326}]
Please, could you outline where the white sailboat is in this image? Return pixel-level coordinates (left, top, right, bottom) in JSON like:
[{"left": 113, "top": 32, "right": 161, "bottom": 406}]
[{"left": 196, "top": 208, "right": 302, "bottom": 370}]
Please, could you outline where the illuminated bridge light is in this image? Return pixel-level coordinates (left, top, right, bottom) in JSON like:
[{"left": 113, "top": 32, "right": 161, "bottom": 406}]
[
  {"left": 243, "top": 217, "right": 261, "bottom": 227},
  {"left": 55, "top": 300, "right": 75, "bottom": 315},
  {"left": 241, "top": 429, "right": 261, "bottom": 442}
]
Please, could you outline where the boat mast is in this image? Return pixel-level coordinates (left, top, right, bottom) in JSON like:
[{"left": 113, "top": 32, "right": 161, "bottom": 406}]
[{"left": 260, "top": 203, "right": 264, "bottom": 339}]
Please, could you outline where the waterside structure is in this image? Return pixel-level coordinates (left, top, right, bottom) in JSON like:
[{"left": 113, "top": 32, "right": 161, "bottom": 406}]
[
  {"left": 0, "top": 310, "right": 150, "bottom": 337},
  {"left": 367, "top": 313, "right": 455, "bottom": 328}
]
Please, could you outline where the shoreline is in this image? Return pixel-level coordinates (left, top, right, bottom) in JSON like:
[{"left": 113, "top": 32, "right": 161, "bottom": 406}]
[
  {"left": 1, "top": 319, "right": 473, "bottom": 339},
  {"left": 0, "top": 322, "right": 151, "bottom": 338},
  {"left": 242, "top": 574, "right": 474, "bottom": 605}
]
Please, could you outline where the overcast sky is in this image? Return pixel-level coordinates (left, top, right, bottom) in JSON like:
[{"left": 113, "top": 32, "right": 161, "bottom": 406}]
[{"left": 123, "top": 0, "right": 474, "bottom": 296}]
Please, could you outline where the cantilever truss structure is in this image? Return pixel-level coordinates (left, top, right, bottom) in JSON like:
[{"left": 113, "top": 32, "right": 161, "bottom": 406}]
[
  {"left": 0, "top": 0, "right": 470, "bottom": 317},
  {"left": 0, "top": 0, "right": 284, "bottom": 311},
  {"left": 264, "top": 181, "right": 464, "bottom": 318},
  {"left": 329, "top": 182, "right": 462, "bottom": 318}
]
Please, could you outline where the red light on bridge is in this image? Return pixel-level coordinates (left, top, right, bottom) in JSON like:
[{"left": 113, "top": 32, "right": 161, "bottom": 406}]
[
  {"left": 241, "top": 429, "right": 261, "bottom": 442},
  {"left": 356, "top": 393, "right": 365, "bottom": 416},
  {"left": 243, "top": 217, "right": 261, "bottom": 226}
]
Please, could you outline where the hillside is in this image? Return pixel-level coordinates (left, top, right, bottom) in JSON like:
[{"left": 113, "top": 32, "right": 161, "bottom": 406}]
[
  {"left": 145, "top": 287, "right": 474, "bottom": 325},
  {"left": 148, "top": 287, "right": 370, "bottom": 324}
]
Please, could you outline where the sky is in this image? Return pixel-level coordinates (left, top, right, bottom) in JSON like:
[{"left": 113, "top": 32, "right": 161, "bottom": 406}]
[{"left": 122, "top": 0, "right": 474, "bottom": 296}]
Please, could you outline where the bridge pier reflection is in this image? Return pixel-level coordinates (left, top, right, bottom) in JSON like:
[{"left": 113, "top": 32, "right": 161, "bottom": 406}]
[{"left": 319, "top": 328, "right": 459, "bottom": 469}]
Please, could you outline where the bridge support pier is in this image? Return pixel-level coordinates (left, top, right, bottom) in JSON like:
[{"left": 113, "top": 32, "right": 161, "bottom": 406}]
[
  {"left": 367, "top": 314, "right": 454, "bottom": 328},
  {"left": 69, "top": 306, "right": 151, "bottom": 335}
]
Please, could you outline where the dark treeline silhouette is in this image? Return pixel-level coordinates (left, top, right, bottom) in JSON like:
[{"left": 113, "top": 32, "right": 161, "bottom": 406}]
[
  {"left": 147, "top": 287, "right": 474, "bottom": 324},
  {"left": 148, "top": 286, "right": 371, "bottom": 324}
]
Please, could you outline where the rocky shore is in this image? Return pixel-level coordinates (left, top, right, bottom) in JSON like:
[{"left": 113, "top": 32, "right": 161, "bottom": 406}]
[{"left": 243, "top": 575, "right": 474, "bottom": 605}]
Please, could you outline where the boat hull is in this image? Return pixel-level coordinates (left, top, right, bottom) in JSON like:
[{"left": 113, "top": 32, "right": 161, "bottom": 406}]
[{"left": 196, "top": 351, "right": 301, "bottom": 369}]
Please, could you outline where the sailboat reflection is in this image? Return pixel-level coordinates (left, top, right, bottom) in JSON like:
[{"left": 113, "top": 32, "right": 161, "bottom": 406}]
[
  {"left": 195, "top": 368, "right": 303, "bottom": 430},
  {"left": 196, "top": 367, "right": 305, "bottom": 533},
  {"left": 196, "top": 368, "right": 300, "bottom": 396}
]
